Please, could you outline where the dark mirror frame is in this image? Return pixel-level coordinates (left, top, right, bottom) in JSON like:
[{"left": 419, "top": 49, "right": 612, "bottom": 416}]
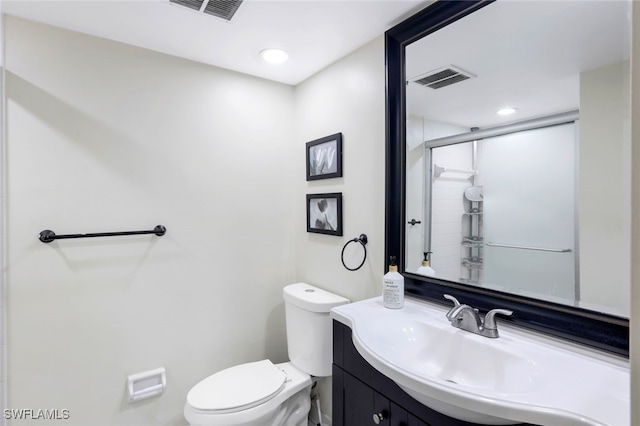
[{"left": 384, "top": 0, "right": 629, "bottom": 357}]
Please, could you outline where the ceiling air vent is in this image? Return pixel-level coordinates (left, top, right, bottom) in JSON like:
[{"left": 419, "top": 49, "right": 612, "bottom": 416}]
[
  {"left": 170, "top": 0, "right": 244, "bottom": 21},
  {"left": 410, "top": 66, "right": 476, "bottom": 90}
]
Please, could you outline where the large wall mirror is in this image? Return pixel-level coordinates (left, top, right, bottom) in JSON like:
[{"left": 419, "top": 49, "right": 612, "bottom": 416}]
[{"left": 385, "top": 0, "right": 630, "bottom": 355}]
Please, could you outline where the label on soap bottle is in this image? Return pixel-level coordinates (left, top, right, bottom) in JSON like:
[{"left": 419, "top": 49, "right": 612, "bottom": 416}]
[{"left": 383, "top": 272, "right": 404, "bottom": 309}]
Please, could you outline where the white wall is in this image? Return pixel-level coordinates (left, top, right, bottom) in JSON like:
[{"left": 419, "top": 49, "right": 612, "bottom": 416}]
[
  {"left": 0, "top": 1, "right": 6, "bottom": 422},
  {"left": 579, "top": 61, "right": 631, "bottom": 315},
  {"left": 4, "top": 14, "right": 387, "bottom": 425},
  {"left": 293, "top": 36, "right": 386, "bottom": 422},
  {"left": 294, "top": 36, "right": 385, "bottom": 303},
  {"left": 630, "top": 1, "right": 640, "bottom": 423},
  {"left": 5, "top": 16, "right": 296, "bottom": 425}
]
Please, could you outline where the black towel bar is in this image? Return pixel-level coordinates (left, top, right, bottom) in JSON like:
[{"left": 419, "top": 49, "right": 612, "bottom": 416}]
[{"left": 39, "top": 225, "right": 166, "bottom": 243}]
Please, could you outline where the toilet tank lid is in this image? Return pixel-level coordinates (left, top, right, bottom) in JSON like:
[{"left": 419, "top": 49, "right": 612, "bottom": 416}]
[{"left": 283, "top": 283, "right": 349, "bottom": 313}]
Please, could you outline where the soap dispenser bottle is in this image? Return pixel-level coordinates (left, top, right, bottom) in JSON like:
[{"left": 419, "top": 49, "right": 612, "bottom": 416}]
[
  {"left": 383, "top": 256, "right": 404, "bottom": 309},
  {"left": 416, "top": 252, "right": 436, "bottom": 277}
]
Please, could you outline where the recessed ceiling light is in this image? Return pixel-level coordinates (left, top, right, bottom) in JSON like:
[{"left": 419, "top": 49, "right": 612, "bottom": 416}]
[
  {"left": 497, "top": 107, "right": 517, "bottom": 116},
  {"left": 260, "top": 48, "right": 289, "bottom": 64}
]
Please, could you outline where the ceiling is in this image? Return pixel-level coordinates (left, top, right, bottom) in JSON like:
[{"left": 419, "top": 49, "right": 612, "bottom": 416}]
[
  {"left": 3, "top": 0, "right": 428, "bottom": 86},
  {"left": 406, "top": 0, "right": 632, "bottom": 131}
]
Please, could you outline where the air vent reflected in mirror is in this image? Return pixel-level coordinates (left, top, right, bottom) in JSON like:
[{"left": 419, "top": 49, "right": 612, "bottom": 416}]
[{"left": 409, "top": 66, "right": 476, "bottom": 89}]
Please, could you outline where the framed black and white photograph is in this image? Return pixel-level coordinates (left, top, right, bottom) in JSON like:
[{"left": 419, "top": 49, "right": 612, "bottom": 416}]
[
  {"left": 306, "top": 133, "right": 343, "bottom": 181},
  {"left": 306, "top": 193, "right": 343, "bottom": 236}
]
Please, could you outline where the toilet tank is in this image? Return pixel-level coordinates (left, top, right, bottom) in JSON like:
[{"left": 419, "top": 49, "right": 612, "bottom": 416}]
[{"left": 283, "top": 283, "right": 349, "bottom": 377}]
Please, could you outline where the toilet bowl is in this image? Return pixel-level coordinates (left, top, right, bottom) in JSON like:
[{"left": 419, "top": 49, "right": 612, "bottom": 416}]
[
  {"left": 184, "top": 283, "right": 349, "bottom": 426},
  {"left": 184, "top": 361, "right": 312, "bottom": 426}
]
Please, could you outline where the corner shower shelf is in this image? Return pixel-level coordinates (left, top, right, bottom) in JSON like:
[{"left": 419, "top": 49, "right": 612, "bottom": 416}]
[
  {"left": 462, "top": 257, "right": 483, "bottom": 269},
  {"left": 462, "top": 238, "right": 484, "bottom": 248},
  {"left": 461, "top": 184, "right": 483, "bottom": 282}
]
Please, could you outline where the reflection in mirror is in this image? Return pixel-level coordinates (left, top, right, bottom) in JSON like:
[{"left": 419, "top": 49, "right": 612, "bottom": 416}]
[{"left": 404, "top": 0, "right": 631, "bottom": 317}]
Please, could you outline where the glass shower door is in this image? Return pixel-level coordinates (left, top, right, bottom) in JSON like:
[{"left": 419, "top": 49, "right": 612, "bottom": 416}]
[{"left": 478, "top": 122, "right": 577, "bottom": 301}]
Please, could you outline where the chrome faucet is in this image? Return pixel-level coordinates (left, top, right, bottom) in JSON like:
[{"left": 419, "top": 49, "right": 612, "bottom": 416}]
[{"left": 443, "top": 294, "right": 513, "bottom": 338}]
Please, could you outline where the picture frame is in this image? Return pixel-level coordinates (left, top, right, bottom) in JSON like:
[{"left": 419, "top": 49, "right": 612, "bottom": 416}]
[
  {"left": 306, "top": 133, "right": 343, "bottom": 181},
  {"left": 306, "top": 193, "right": 343, "bottom": 236}
]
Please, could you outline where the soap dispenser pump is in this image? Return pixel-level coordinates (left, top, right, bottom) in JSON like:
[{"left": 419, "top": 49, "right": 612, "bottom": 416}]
[{"left": 416, "top": 252, "right": 436, "bottom": 277}]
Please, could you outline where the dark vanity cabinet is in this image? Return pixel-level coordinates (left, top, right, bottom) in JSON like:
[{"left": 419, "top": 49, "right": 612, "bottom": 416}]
[{"left": 332, "top": 321, "right": 534, "bottom": 426}]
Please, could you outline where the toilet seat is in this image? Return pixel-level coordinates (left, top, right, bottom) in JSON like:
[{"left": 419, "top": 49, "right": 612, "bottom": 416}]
[{"left": 187, "top": 360, "right": 287, "bottom": 414}]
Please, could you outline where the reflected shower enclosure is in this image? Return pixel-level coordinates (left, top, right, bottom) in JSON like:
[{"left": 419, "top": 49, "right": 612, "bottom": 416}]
[{"left": 426, "top": 122, "right": 577, "bottom": 301}]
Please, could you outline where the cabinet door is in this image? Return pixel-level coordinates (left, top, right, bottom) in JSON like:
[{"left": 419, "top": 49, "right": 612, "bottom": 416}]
[
  {"left": 343, "top": 372, "right": 390, "bottom": 425},
  {"left": 408, "top": 413, "right": 429, "bottom": 426},
  {"left": 390, "top": 403, "right": 432, "bottom": 426},
  {"left": 390, "top": 402, "right": 408, "bottom": 426}
]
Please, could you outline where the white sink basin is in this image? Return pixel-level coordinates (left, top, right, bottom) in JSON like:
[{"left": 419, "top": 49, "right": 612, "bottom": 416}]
[
  {"left": 331, "top": 296, "right": 629, "bottom": 426},
  {"left": 369, "top": 319, "right": 540, "bottom": 394}
]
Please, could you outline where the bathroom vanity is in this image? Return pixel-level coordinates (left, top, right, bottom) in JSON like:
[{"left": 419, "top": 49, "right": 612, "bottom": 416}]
[{"left": 331, "top": 297, "right": 629, "bottom": 426}]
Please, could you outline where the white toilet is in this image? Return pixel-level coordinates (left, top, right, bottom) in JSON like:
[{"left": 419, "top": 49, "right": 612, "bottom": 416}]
[{"left": 184, "top": 283, "right": 349, "bottom": 426}]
